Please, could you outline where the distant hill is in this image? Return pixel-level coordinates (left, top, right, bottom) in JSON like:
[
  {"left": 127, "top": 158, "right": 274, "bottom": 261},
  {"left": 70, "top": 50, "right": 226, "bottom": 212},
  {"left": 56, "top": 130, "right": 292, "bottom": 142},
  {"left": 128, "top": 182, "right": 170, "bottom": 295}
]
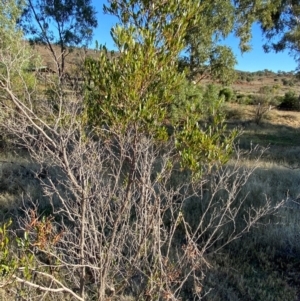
[
  {"left": 202, "top": 69, "right": 300, "bottom": 96},
  {"left": 29, "top": 42, "right": 300, "bottom": 96}
]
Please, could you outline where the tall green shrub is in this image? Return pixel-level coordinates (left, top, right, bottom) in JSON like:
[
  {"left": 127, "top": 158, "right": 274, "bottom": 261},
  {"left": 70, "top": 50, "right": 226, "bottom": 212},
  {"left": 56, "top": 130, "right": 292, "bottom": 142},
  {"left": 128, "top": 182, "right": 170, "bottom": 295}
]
[
  {"left": 279, "top": 91, "right": 300, "bottom": 111},
  {"left": 219, "top": 87, "right": 234, "bottom": 102},
  {"left": 85, "top": 29, "right": 237, "bottom": 176}
]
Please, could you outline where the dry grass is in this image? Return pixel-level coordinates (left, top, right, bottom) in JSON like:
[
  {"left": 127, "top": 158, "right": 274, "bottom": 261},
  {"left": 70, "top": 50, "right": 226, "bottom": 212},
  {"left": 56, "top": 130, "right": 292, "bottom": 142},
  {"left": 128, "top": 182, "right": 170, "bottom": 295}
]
[
  {"left": 200, "top": 153, "right": 300, "bottom": 300},
  {"left": 226, "top": 103, "right": 300, "bottom": 127},
  {"left": 225, "top": 104, "right": 300, "bottom": 165},
  {"left": 198, "top": 104, "right": 300, "bottom": 300}
]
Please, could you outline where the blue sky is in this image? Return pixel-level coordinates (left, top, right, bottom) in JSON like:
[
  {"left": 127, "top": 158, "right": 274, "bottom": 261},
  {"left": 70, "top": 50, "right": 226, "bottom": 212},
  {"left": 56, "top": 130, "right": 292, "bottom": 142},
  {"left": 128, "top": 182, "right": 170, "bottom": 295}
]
[{"left": 92, "top": 1, "right": 296, "bottom": 73}]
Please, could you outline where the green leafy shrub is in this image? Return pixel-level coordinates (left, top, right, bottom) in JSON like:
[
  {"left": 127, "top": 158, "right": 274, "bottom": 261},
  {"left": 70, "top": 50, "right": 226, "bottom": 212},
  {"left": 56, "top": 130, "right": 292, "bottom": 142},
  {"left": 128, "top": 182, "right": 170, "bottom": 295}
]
[
  {"left": 236, "top": 94, "right": 253, "bottom": 105},
  {"left": 219, "top": 87, "right": 235, "bottom": 102},
  {"left": 278, "top": 91, "right": 300, "bottom": 111},
  {"left": 281, "top": 78, "right": 295, "bottom": 86},
  {"left": 170, "top": 79, "right": 204, "bottom": 123}
]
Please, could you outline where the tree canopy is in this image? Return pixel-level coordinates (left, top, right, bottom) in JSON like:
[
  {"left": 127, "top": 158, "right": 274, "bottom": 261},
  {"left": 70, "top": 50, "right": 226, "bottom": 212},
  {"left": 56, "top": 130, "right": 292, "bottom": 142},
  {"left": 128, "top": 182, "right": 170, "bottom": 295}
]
[
  {"left": 104, "top": 0, "right": 286, "bottom": 84},
  {"left": 20, "top": 0, "right": 98, "bottom": 77},
  {"left": 260, "top": 0, "right": 300, "bottom": 71},
  {"left": 0, "top": 0, "right": 36, "bottom": 103}
]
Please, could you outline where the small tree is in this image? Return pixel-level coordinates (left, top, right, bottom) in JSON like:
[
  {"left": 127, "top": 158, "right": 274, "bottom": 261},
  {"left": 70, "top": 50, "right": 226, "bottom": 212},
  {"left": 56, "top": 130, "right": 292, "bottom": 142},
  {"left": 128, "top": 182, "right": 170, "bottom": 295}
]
[
  {"left": 0, "top": 0, "right": 37, "bottom": 113},
  {"left": 20, "top": 0, "right": 97, "bottom": 79},
  {"left": 253, "top": 85, "right": 279, "bottom": 124}
]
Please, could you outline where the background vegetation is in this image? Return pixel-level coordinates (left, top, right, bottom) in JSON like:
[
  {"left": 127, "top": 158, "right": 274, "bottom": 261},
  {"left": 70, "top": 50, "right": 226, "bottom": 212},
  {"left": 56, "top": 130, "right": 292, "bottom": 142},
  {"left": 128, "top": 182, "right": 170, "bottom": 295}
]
[{"left": 0, "top": 0, "right": 300, "bottom": 300}]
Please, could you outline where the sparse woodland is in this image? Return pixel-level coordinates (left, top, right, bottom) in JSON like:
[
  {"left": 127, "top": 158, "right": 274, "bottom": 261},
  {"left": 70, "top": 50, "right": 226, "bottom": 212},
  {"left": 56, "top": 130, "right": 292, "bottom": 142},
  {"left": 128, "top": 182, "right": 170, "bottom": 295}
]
[{"left": 1, "top": 1, "right": 300, "bottom": 300}]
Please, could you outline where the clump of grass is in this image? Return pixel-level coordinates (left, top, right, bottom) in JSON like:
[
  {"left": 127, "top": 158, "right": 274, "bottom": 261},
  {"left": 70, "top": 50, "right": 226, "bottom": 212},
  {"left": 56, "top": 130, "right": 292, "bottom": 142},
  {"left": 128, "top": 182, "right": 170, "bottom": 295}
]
[{"left": 203, "top": 236, "right": 299, "bottom": 301}]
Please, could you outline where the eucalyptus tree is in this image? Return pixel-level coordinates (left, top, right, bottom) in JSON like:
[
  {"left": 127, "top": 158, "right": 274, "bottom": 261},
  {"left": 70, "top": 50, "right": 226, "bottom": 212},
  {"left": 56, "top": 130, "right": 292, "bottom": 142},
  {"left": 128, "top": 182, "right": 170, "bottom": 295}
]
[
  {"left": 259, "top": 0, "right": 300, "bottom": 70},
  {"left": 20, "top": 0, "right": 98, "bottom": 78},
  {"left": 174, "top": 0, "right": 283, "bottom": 84}
]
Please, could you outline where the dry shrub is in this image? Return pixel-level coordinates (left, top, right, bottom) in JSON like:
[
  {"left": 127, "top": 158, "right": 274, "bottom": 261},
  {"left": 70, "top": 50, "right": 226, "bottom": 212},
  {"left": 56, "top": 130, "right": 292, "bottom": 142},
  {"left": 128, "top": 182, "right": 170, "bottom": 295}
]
[{"left": 0, "top": 88, "right": 284, "bottom": 300}]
